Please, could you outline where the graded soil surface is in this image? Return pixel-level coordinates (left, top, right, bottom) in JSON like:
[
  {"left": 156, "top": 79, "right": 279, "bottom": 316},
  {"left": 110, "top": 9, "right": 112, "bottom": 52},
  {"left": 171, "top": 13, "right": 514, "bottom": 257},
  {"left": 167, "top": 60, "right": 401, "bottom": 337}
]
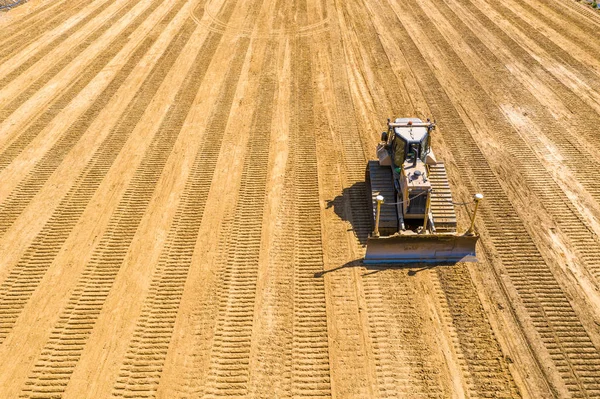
[{"left": 1, "top": 0, "right": 600, "bottom": 397}]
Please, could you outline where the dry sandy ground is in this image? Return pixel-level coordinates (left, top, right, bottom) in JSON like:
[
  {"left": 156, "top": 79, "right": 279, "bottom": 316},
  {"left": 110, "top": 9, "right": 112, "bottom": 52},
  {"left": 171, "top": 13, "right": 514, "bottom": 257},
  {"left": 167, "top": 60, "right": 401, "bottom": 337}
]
[{"left": 1, "top": 0, "right": 600, "bottom": 397}]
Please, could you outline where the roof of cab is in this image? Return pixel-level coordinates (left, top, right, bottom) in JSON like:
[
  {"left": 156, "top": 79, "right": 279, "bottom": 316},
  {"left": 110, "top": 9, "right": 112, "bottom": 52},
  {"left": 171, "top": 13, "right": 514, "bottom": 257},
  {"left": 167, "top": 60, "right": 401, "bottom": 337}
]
[{"left": 393, "top": 118, "right": 427, "bottom": 143}]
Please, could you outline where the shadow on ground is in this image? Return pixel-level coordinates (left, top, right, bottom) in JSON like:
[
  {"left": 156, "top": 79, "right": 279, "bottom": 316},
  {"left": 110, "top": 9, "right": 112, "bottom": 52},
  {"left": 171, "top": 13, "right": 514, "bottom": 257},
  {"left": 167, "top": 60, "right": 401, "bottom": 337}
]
[
  {"left": 314, "top": 258, "right": 457, "bottom": 279},
  {"left": 325, "top": 181, "right": 372, "bottom": 246}
]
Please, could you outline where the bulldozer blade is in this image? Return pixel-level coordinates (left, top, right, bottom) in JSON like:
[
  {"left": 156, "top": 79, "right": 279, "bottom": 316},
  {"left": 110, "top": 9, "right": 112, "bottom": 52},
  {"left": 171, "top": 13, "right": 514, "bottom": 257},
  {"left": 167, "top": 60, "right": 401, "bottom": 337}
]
[{"left": 364, "top": 233, "right": 478, "bottom": 264}]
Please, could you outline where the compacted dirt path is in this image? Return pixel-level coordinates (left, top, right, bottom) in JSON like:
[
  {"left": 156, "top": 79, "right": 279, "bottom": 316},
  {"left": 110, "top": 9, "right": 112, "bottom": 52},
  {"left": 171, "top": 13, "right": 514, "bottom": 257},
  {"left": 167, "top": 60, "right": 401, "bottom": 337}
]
[{"left": 1, "top": 0, "right": 600, "bottom": 397}]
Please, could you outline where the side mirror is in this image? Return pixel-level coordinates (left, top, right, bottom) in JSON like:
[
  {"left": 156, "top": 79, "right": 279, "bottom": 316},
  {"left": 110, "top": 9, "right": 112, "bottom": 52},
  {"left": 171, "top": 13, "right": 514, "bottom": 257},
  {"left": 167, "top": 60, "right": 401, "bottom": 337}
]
[{"left": 381, "top": 131, "right": 388, "bottom": 142}]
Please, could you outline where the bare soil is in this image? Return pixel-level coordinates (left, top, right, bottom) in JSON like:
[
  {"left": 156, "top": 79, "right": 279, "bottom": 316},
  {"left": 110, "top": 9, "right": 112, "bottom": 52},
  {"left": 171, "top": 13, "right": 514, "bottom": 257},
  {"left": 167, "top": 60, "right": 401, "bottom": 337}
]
[{"left": 1, "top": 0, "right": 600, "bottom": 397}]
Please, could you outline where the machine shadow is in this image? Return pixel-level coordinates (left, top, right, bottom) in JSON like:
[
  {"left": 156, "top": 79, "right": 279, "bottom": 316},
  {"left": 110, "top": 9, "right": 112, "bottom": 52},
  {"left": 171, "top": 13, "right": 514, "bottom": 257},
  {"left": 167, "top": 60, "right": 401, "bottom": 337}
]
[
  {"left": 314, "top": 259, "right": 456, "bottom": 279},
  {"left": 325, "top": 181, "right": 372, "bottom": 247}
]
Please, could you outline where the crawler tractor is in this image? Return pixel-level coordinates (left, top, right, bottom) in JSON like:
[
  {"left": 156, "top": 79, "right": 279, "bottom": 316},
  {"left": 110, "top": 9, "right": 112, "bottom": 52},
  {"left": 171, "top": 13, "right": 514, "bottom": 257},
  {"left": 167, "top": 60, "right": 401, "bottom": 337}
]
[{"left": 364, "top": 118, "right": 481, "bottom": 263}]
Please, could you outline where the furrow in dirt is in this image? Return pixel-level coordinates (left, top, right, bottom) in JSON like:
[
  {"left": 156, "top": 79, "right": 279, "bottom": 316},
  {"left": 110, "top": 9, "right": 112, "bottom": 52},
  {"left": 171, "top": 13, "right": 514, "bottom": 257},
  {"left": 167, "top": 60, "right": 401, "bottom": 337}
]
[
  {"left": 0, "top": 0, "right": 118, "bottom": 89},
  {"left": 0, "top": 0, "right": 152, "bottom": 169},
  {"left": 246, "top": 102, "right": 294, "bottom": 399},
  {"left": 109, "top": 31, "right": 234, "bottom": 399},
  {"left": 18, "top": 20, "right": 199, "bottom": 398},
  {"left": 418, "top": 0, "right": 600, "bottom": 286},
  {"left": 311, "top": 19, "right": 378, "bottom": 396},
  {"left": 0, "top": 0, "right": 150, "bottom": 123},
  {"left": 201, "top": 38, "right": 274, "bottom": 398},
  {"left": 375, "top": 1, "right": 600, "bottom": 393},
  {"left": 0, "top": 0, "right": 73, "bottom": 47},
  {"left": 0, "top": 0, "right": 93, "bottom": 65},
  {"left": 322, "top": 3, "right": 445, "bottom": 393},
  {"left": 0, "top": 16, "right": 195, "bottom": 346},
  {"left": 549, "top": 0, "right": 600, "bottom": 28},
  {"left": 448, "top": 0, "right": 600, "bottom": 171},
  {"left": 147, "top": 10, "right": 252, "bottom": 394},
  {"left": 435, "top": 266, "right": 520, "bottom": 398},
  {"left": 0, "top": 0, "right": 185, "bottom": 239},
  {"left": 289, "top": 36, "right": 331, "bottom": 398},
  {"left": 514, "top": 0, "right": 600, "bottom": 58}
]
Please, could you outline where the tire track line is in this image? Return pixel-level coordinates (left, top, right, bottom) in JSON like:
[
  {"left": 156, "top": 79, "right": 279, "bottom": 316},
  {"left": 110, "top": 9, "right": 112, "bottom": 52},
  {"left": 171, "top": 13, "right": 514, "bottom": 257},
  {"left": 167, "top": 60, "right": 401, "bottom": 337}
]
[
  {"left": 145, "top": 8, "right": 261, "bottom": 399},
  {"left": 111, "top": 37, "right": 258, "bottom": 399},
  {"left": 0, "top": 0, "right": 93, "bottom": 65},
  {"left": 315, "top": 2, "right": 412, "bottom": 394},
  {"left": 473, "top": 0, "right": 600, "bottom": 102},
  {"left": 336, "top": 0, "right": 494, "bottom": 396},
  {"left": 288, "top": 36, "right": 331, "bottom": 398},
  {"left": 311, "top": 31, "right": 377, "bottom": 398},
  {"left": 361, "top": 0, "right": 537, "bottom": 395},
  {"left": 0, "top": 0, "right": 156, "bottom": 144},
  {"left": 434, "top": 266, "right": 520, "bottom": 398},
  {"left": 329, "top": 11, "right": 450, "bottom": 390},
  {"left": 0, "top": 0, "right": 186, "bottom": 239},
  {"left": 489, "top": 0, "right": 600, "bottom": 78},
  {"left": 107, "top": 2, "right": 250, "bottom": 395},
  {"left": 0, "top": 0, "right": 73, "bottom": 46},
  {"left": 414, "top": 0, "right": 600, "bottom": 286},
  {"left": 447, "top": 0, "right": 600, "bottom": 164},
  {"left": 514, "top": 0, "right": 600, "bottom": 58},
  {"left": 200, "top": 38, "right": 274, "bottom": 398},
  {"left": 0, "top": 0, "right": 143, "bottom": 115},
  {"left": 242, "top": 4, "right": 293, "bottom": 395},
  {"left": 378, "top": 0, "right": 600, "bottom": 393},
  {"left": 0, "top": 0, "right": 117, "bottom": 85},
  {"left": 246, "top": 43, "right": 294, "bottom": 397},
  {"left": 17, "top": 18, "right": 200, "bottom": 398},
  {"left": 0, "top": 0, "right": 149, "bottom": 156},
  {"left": 0, "top": 12, "right": 195, "bottom": 346},
  {"left": 549, "top": 0, "right": 600, "bottom": 28},
  {"left": 0, "top": 0, "right": 192, "bottom": 287}
]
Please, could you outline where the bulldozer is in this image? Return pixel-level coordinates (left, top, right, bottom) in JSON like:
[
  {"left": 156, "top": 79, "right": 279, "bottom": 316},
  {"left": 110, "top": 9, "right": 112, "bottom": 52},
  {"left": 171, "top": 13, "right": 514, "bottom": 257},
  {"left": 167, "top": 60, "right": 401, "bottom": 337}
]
[{"left": 364, "top": 118, "right": 481, "bottom": 264}]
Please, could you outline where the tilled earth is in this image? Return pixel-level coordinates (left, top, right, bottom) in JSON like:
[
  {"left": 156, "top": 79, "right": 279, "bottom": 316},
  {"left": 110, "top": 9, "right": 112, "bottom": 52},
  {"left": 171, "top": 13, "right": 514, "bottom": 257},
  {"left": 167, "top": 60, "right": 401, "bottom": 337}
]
[{"left": 1, "top": 0, "right": 600, "bottom": 397}]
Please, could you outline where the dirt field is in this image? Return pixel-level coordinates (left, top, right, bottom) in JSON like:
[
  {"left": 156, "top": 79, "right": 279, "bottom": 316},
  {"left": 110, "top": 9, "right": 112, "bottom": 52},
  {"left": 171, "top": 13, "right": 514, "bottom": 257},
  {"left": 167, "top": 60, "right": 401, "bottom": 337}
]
[{"left": 1, "top": 0, "right": 600, "bottom": 397}]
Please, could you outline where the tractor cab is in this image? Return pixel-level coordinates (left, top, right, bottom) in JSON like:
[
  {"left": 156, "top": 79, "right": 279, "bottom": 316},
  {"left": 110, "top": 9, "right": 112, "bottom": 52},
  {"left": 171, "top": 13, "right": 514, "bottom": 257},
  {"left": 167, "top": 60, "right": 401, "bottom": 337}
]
[{"left": 388, "top": 117, "right": 433, "bottom": 167}]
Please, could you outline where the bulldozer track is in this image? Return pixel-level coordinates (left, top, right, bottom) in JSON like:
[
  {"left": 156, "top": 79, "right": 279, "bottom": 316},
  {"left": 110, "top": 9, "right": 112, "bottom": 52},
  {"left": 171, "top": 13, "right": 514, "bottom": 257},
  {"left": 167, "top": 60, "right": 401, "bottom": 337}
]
[
  {"left": 0, "top": 0, "right": 74, "bottom": 49},
  {"left": 0, "top": 0, "right": 116, "bottom": 89},
  {"left": 288, "top": 36, "right": 331, "bottom": 398},
  {"left": 313, "top": 17, "right": 380, "bottom": 397},
  {"left": 2, "top": 0, "right": 600, "bottom": 396},
  {"left": 378, "top": 2, "right": 600, "bottom": 393},
  {"left": 446, "top": 0, "right": 600, "bottom": 160},
  {"left": 0, "top": 0, "right": 184, "bottom": 237},
  {"left": 0, "top": 0, "right": 151, "bottom": 125},
  {"left": 0, "top": 0, "right": 90, "bottom": 63},
  {"left": 0, "top": 0, "right": 154, "bottom": 170},
  {"left": 143, "top": 18, "right": 252, "bottom": 397},
  {"left": 553, "top": 0, "right": 600, "bottom": 27},
  {"left": 0, "top": 12, "right": 195, "bottom": 345},
  {"left": 434, "top": 266, "right": 519, "bottom": 397},
  {"left": 327, "top": 4, "right": 448, "bottom": 395},
  {"left": 19, "top": 20, "right": 198, "bottom": 397},
  {"left": 110, "top": 28, "right": 231, "bottom": 399},
  {"left": 516, "top": 0, "right": 600, "bottom": 58},
  {"left": 415, "top": 0, "right": 600, "bottom": 284},
  {"left": 341, "top": 0, "right": 521, "bottom": 396},
  {"left": 202, "top": 38, "right": 274, "bottom": 398}
]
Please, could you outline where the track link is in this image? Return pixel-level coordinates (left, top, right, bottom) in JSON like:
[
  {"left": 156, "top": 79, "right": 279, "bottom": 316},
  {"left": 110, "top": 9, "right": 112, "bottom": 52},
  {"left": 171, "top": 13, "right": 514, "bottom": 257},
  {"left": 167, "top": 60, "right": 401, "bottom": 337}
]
[
  {"left": 428, "top": 163, "right": 457, "bottom": 233},
  {"left": 366, "top": 160, "right": 398, "bottom": 235}
]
